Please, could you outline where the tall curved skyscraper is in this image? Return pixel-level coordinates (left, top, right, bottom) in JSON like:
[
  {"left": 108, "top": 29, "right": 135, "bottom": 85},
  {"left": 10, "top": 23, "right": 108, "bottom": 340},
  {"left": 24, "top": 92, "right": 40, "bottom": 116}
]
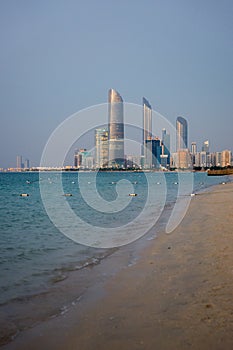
[
  {"left": 142, "top": 97, "right": 152, "bottom": 156},
  {"left": 108, "top": 88, "right": 124, "bottom": 167},
  {"left": 176, "top": 116, "right": 188, "bottom": 151}
]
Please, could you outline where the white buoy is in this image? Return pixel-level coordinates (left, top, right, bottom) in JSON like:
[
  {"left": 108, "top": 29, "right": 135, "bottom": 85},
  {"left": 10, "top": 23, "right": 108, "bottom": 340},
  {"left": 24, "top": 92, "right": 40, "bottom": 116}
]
[{"left": 20, "top": 193, "right": 29, "bottom": 197}]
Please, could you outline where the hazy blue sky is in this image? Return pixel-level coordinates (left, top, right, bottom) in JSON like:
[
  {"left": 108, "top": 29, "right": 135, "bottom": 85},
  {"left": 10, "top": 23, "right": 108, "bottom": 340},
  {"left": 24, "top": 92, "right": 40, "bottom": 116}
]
[{"left": 0, "top": 0, "right": 232, "bottom": 167}]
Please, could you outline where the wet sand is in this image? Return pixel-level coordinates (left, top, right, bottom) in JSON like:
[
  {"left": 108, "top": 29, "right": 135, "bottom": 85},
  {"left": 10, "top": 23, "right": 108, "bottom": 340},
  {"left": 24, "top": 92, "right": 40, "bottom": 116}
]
[{"left": 2, "top": 182, "right": 233, "bottom": 350}]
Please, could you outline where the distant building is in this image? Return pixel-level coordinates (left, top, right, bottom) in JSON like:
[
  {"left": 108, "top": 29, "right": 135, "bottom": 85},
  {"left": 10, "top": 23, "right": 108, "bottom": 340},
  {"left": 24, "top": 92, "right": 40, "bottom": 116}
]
[
  {"left": 160, "top": 154, "right": 169, "bottom": 169},
  {"left": 24, "top": 159, "right": 30, "bottom": 169},
  {"left": 95, "top": 128, "right": 109, "bottom": 168},
  {"left": 145, "top": 139, "right": 161, "bottom": 169},
  {"left": 202, "top": 140, "right": 210, "bottom": 154},
  {"left": 221, "top": 150, "right": 232, "bottom": 167},
  {"left": 200, "top": 151, "right": 207, "bottom": 167},
  {"left": 190, "top": 142, "right": 197, "bottom": 166},
  {"left": 173, "top": 149, "right": 192, "bottom": 169},
  {"left": 108, "top": 88, "right": 124, "bottom": 168},
  {"left": 16, "top": 155, "right": 23, "bottom": 169},
  {"left": 161, "top": 128, "right": 170, "bottom": 167},
  {"left": 142, "top": 97, "right": 152, "bottom": 156},
  {"left": 215, "top": 152, "right": 222, "bottom": 167},
  {"left": 126, "top": 155, "right": 141, "bottom": 169},
  {"left": 74, "top": 149, "right": 94, "bottom": 169},
  {"left": 176, "top": 117, "right": 188, "bottom": 151},
  {"left": 191, "top": 142, "right": 197, "bottom": 155}
]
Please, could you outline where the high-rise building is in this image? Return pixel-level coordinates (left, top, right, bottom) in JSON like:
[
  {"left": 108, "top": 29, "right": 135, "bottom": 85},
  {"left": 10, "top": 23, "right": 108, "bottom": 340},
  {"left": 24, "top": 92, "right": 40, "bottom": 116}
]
[
  {"left": 202, "top": 140, "right": 209, "bottom": 154},
  {"left": 108, "top": 89, "right": 124, "bottom": 167},
  {"left": 95, "top": 128, "right": 109, "bottom": 168},
  {"left": 173, "top": 149, "right": 192, "bottom": 169},
  {"left": 190, "top": 142, "right": 197, "bottom": 166},
  {"left": 215, "top": 152, "right": 222, "bottom": 167},
  {"left": 24, "top": 159, "right": 30, "bottom": 169},
  {"left": 145, "top": 139, "right": 161, "bottom": 169},
  {"left": 161, "top": 128, "right": 170, "bottom": 166},
  {"left": 221, "top": 150, "right": 232, "bottom": 167},
  {"left": 191, "top": 142, "right": 197, "bottom": 155},
  {"left": 142, "top": 97, "right": 152, "bottom": 155},
  {"left": 74, "top": 148, "right": 89, "bottom": 168},
  {"left": 16, "top": 155, "right": 23, "bottom": 169},
  {"left": 176, "top": 116, "right": 188, "bottom": 151}
]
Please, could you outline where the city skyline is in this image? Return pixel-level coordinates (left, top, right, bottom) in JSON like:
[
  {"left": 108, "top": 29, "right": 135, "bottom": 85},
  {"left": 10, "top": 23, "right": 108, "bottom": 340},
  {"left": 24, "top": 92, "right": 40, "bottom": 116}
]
[
  {"left": 67, "top": 89, "right": 231, "bottom": 171},
  {"left": 0, "top": 1, "right": 233, "bottom": 168},
  {"left": 6, "top": 87, "right": 233, "bottom": 171}
]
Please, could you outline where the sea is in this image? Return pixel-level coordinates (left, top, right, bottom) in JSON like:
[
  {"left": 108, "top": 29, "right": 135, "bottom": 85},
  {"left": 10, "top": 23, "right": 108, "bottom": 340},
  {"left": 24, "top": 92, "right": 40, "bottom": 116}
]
[{"left": 0, "top": 171, "right": 231, "bottom": 345}]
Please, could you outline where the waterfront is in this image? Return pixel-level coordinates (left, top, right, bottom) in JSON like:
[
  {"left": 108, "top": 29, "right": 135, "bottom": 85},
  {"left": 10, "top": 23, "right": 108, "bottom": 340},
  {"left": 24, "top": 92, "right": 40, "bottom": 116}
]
[{"left": 0, "top": 171, "right": 232, "bottom": 346}]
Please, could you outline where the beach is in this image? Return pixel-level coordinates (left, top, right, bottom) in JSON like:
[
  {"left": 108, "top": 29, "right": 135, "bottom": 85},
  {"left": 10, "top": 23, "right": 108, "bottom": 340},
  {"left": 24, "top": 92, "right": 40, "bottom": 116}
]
[{"left": 2, "top": 181, "right": 233, "bottom": 350}]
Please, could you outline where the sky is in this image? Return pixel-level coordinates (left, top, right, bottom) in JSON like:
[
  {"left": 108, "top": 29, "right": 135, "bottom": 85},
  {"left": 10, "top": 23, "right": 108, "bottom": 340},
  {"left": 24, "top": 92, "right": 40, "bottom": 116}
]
[{"left": 0, "top": 0, "right": 233, "bottom": 168}]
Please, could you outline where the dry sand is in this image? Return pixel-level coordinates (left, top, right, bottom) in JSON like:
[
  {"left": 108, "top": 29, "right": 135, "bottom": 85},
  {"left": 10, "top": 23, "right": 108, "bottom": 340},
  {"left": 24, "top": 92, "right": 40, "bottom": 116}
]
[{"left": 2, "top": 182, "right": 233, "bottom": 350}]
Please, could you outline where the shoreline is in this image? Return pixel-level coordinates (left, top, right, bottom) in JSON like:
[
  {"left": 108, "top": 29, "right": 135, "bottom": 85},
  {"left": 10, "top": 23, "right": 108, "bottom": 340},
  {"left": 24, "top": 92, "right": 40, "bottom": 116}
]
[{"left": 2, "top": 182, "right": 233, "bottom": 349}]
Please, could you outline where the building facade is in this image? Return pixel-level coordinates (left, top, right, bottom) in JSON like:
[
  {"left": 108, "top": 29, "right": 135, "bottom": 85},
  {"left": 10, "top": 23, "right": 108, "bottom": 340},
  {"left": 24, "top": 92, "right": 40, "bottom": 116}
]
[
  {"left": 95, "top": 128, "right": 108, "bottom": 168},
  {"left": 16, "top": 155, "right": 23, "bottom": 169},
  {"left": 108, "top": 89, "right": 124, "bottom": 167},
  {"left": 145, "top": 139, "right": 161, "bottom": 169},
  {"left": 176, "top": 116, "right": 188, "bottom": 151},
  {"left": 142, "top": 97, "right": 152, "bottom": 156},
  {"left": 161, "top": 128, "right": 170, "bottom": 167}
]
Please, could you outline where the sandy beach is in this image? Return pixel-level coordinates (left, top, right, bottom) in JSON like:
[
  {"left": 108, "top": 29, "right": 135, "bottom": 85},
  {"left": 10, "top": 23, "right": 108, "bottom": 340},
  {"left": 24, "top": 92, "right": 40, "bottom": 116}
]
[{"left": 2, "top": 182, "right": 233, "bottom": 350}]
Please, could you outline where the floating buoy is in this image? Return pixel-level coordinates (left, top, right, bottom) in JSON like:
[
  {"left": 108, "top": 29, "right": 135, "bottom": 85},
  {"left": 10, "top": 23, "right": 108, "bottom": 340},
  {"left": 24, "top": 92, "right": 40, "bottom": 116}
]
[
  {"left": 129, "top": 193, "right": 137, "bottom": 196},
  {"left": 63, "top": 193, "right": 72, "bottom": 197},
  {"left": 20, "top": 193, "right": 29, "bottom": 197}
]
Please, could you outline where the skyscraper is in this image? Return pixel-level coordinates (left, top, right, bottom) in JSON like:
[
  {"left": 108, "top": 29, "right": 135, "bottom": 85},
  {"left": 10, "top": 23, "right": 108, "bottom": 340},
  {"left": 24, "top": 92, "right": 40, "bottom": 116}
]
[
  {"left": 145, "top": 139, "right": 161, "bottom": 169},
  {"left": 202, "top": 140, "right": 210, "bottom": 154},
  {"left": 191, "top": 142, "right": 197, "bottom": 155},
  {"left": 142, "top": 97, "right": 152, "bottom": 155},
  {"left": 176, "top": 116, "right": 188, "bottom": 151},
  {"left": 16, "top": 155, "right": 23, "bottom": 169},
  {"left": 95, "top": 128, "right": 109, "bottom": 168},
  {"left": 161, "top": 128, "right": 170, "bottom": 166},
  {"left": 108, "top": 89, "right": 124, "bottom": 167},
  {"left": 24, "top": 159, "right": 30, "bottom": 169}
]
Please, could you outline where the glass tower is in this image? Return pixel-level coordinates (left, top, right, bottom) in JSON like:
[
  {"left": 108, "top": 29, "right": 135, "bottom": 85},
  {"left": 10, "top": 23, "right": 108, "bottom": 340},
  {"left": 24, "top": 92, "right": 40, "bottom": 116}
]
[
  {"left": 142, "top": 97, "right": 152, "bottom": 155},
  {"left": 95, "top": 128, "right": 109, "bottom": 168},
  {"left": 108, "top": 89, "right": 124, "bottom": 167},
  {"left": 176, "top": 116, "right": 188, "bottom": 151}
]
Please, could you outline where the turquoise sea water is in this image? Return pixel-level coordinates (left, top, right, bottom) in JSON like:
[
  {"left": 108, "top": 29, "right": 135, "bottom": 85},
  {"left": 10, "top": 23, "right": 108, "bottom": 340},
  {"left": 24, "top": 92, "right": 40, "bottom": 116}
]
[
  {"left": 0, "top": 171, "right": 230, "bottom": 307},
  {"left": 0, "top": 171, "right": 231, "bottom": 344}
]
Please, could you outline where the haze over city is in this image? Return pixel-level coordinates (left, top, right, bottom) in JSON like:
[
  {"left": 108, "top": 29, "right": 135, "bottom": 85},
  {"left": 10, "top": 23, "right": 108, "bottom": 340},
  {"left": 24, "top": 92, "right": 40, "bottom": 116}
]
[{"left": 0, "top": 0, "right": 233, "bottom": 168}]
